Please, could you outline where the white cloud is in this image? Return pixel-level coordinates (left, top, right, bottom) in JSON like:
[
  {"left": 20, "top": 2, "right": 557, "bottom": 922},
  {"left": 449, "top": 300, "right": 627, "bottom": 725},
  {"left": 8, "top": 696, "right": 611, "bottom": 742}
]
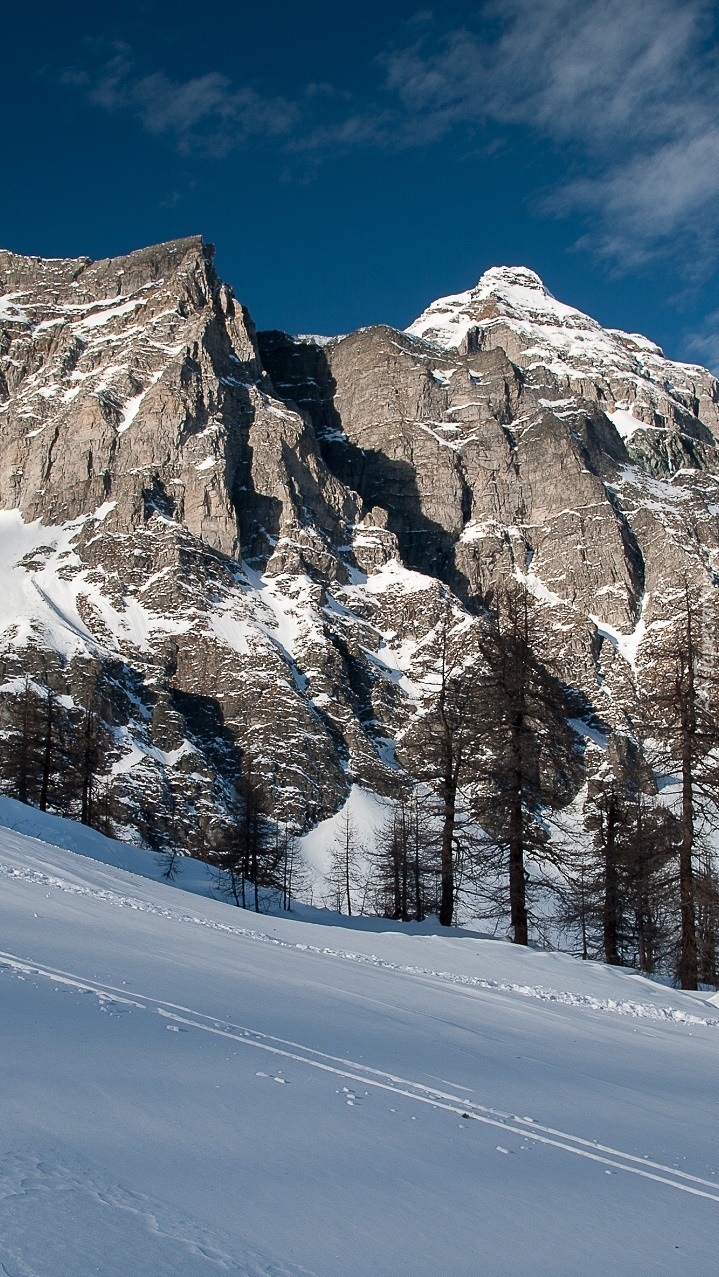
[
  {"left": 61, "top": 5, "right": 719, "bottom": 269},
  {"left": 687, "top": 310, "right": 719, "bottom": 374},
  {"left": 381, "top": 0, "right": 719, "bottom": 266},
  {"left": 559, "top": 128, "right": 719, "bottom": 266},
  {"left": 69, "top": 46, "right": 298, "bottom": 158}
]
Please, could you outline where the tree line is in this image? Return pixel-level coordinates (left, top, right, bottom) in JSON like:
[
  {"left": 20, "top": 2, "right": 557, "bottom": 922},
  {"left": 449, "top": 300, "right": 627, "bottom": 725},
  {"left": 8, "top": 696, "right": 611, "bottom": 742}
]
[
  {"left": 0, "top": 671, "right": 304, "bottom": 911},
  {"left": 0, "top": 675, "right": 114, "bottom": 830},
  {"left": 321, "top": 581, "right": 719, "bottom": 991},
  {"left": 1, "top": 576, "right": 718, "bottom": 990}
]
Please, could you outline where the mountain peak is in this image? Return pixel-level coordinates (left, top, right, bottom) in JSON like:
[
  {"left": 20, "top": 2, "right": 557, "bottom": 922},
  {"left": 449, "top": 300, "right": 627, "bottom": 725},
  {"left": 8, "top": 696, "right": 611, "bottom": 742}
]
[
  {"left": 405, "top": 265, "right": 593, "bottom": 353},
  {"left": 477, "top": 265, "right": 547, "bottom": 292}
]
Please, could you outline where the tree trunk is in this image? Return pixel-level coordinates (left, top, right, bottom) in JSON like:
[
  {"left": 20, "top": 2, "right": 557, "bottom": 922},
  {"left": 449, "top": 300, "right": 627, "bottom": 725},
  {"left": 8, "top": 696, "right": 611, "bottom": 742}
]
[
  {"left": 344, "top": 823, "right": 353, "bottom": 917},
  {"left": 39, "top": 692, "right": 54, "bottom": 812},
  {"left": 413, "top": 835, "right": 423, "bottom": 923},
  {"left": 401, "top": 824, "right": 409, "bottom": 922},
  {"left": 508, "top": 718, "right": 528, "bottom": 945},
  {"left": 17, "top": 685, "right": 30, "bottom": 805},
  {"left": 579, "top": 863, "right": 588, "bottom": 961},
  {"left": 439, "top": 769, "right": 456, "bottom": 926},
  {"left": 603, "top": 796, "right": 621, "bottom": 965},
  {"left": 679, "top": 722, "right": 698, "bottom": 989},
  {"left": 251, "top": 810, "right": 260, "bottom": 912},
  {"left": 80, "top": 711, "right": 95, "bottom": 826},
  {"left": 392, "top": 827, "right": 401, "bottom": 920}
]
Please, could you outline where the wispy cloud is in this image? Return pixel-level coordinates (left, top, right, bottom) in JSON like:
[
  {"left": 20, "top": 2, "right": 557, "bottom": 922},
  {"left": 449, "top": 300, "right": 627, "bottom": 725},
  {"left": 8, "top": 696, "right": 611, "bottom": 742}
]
[
  {"left": 61, "top": 5, "right": 719, "bottom": 270},
  {"left": 687, "top": 310, "right": 719, "bottom": 374},
  {"left": 63, "top": 45, "right": 298, "bottom": 158},
  {"left": 380, "top": 0, "right": 719, "bottom": 267}
]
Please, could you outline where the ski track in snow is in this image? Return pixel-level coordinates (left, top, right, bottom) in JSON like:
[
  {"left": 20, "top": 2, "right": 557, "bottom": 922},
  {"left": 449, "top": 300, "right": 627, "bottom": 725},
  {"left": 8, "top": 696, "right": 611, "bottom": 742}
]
[
  {"left": 1, "top": 948, "right": 718, "bottom": 1208},
  {"left": 1, "top": 859, "right": 717, "bottom": 1031}
]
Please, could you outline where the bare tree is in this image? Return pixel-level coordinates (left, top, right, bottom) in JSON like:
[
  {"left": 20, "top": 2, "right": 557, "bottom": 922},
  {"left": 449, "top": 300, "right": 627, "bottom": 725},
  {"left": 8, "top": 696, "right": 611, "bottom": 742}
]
[
  {"left": 1, "top": 677, "right": 72, "bottom": 814},
  {"left": 38, "top": 687, "right": 57, "bottom": 812},
  {"left": 693, "top": 849, "right": 719, "bottom": 986},
  {"left": 277, "top": 822, "right": 307, "bottom": 911},
  {"left": 640, "top": 583, "right": 719, "bottom": 988},
  {"left": 66, "top": 694, "right": 114, "bottom": 829},
  {"left": 472, "top": 582, "right": 575, "bottom": 945},
  {"left": 215, "top": 751, "right": 279, "bottom": 911},
  {"left": 402, "top": 604, "right": 484, "bottom": 926},
  {"left": 324, "top": 809, "right": 364, "bottom": 916},
  {"left": 368, "top": 791, "right": 437, "bottom": 922},
  {"left": 2, "top": 677, "right": 39, "bottom": 805}
]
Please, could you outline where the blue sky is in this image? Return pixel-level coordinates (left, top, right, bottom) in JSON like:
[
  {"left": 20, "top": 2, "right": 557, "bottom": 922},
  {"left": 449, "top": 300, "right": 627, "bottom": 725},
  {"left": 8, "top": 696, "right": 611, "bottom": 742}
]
[{"left": 4, "top": 0, "right": 719, "bottom": 367}]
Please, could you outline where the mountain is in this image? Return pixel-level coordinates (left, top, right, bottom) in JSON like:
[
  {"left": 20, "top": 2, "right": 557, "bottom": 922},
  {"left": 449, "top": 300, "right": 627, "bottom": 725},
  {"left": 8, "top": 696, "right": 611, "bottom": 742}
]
[
  {"left": 1, "top": 239, "right": 718, "bottom": 857},
  {"left": 406, "top": 266, "right": 719, "bottom": 460}
]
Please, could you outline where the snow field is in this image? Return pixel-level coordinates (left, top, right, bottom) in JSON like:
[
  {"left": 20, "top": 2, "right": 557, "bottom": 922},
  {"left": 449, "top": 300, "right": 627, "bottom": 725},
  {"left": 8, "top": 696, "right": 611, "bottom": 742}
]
[{"left": 0, "top": 804, "right": 717, "bottom": 1275}]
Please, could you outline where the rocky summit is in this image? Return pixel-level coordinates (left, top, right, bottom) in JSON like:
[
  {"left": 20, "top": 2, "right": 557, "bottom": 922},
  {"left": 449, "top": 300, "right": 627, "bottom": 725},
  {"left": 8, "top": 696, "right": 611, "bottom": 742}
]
[{"left": 1, "top": 238, "right": 718, "bottom": 852}]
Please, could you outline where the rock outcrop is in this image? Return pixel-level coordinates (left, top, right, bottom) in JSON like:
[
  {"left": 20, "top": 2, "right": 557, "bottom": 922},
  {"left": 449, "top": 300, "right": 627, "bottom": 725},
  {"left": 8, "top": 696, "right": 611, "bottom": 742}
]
[{"left": 1, "top": 243, "right": 718, "bottom": 851}]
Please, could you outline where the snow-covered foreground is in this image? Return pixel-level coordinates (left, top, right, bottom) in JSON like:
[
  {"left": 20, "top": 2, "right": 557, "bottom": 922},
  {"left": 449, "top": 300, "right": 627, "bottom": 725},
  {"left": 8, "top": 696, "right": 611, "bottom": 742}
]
[{"left": 1, "top": 804, "right": 717, "bottom": 1276}]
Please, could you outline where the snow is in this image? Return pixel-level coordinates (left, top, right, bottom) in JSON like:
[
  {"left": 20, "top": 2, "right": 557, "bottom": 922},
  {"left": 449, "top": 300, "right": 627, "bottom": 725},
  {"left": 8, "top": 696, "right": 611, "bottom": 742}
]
[
  {"left": 590, "top": 608, "right": 647, "bottom": 671},
  {"left": 406, "top": 267, "right": 605, "bottom": 360},
  {"left": 71, "top": 296, "right": 145, "bottom": 333},
  {"left": 0, "top": 293, "right": 31, "bottom": 326},
  {"left": 243, "top": 566, "right": 327, "bottom": 672},
  {"left": 459, "top": 518, "right": 503, "bottom": 543},
  {"left": 293, "top": 333, "right": 338, "bottom": 347},
  {"left": 431, "top": 366, "right": 457, "bottom": 386},
  {"left": 0, "top": 798, "right": 717, "bottom": 1275},
  {"left": 118, "top": 387, "right": 149, "bottom": 433},
  {"left": 568, "top": 717, "right": 608, "bottom": 749},
  {"left": 118, "top": 370, "right": 165, "bottom": 434},
  {"left": 206, "top": 609, "right": 255, "bottom": 656},
  {"left": 92, "top": 500, "right": 117, "bottom": 522},
  {"left": 608, "top": 408, "right": 654, "bottom": 440},
  {"left": 0, "top": 511, "right": 93, "bottom": 658},
  {"left": 357, "top": 557, "right": 438, "bottom": 597},
  {"left": 0, "top": 509, "right": 191, "bottom": 660},
  {"left": 516, "top": 565, "right": 568, "bottom": 609},
  {"left": 406, "top": 267, "right": 717, "bottom": 431},
  {"left": 300, "top": 784, "right": 392, "bottom": 891}
]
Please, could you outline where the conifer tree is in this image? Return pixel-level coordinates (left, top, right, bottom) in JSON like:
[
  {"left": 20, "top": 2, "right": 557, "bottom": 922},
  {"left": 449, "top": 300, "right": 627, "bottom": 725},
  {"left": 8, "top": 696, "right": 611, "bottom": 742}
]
[
  {"left": 472, "top": 582, "right": 575, "bottom": 945},
  {"left": 369, "top": 792, "right": 436, "bottom": 921},
  {"left": 402, "top": 604, "right": 483, "bottom": 926},
  {"left": 324, "top": 809, "right": 364, "bottom": 916},
  {"left": 217, "top": 751, "right": 279, "bottom": 911},
  {"left": 640, "top": 582, "right": 719, "bottom": 988}
]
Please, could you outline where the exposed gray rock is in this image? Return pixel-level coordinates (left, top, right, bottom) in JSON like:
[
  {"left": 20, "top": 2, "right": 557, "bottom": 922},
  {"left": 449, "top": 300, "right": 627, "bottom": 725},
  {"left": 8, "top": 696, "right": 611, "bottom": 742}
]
[{"left": 1, "top": 242, "right": 718, "bottom": 852}]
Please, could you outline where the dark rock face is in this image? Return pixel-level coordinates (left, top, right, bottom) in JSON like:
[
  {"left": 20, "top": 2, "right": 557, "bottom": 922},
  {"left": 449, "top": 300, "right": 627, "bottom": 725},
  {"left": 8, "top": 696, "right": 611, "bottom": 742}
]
[{"left": 1, "top": 241, "right": 718, "bottom": 851}]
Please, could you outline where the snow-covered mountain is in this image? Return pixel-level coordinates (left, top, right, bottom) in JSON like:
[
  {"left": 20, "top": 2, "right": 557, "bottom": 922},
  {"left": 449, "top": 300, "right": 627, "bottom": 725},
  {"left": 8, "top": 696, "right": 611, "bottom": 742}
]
[
  {"left": 0, "top": 799, "right": 717, "bottom": 1275},
  {"left": 407, "top": 266, "right": 719, "bottom": 452},
  {"left": 1, "top": 240, "right": 719, "bottom": 858}
]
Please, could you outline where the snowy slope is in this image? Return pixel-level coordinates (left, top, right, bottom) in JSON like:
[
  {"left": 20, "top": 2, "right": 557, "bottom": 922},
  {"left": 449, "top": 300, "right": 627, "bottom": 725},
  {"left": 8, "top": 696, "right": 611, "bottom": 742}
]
[{"left": 1, "top": 804, "right": 717, "bottom": 1276}]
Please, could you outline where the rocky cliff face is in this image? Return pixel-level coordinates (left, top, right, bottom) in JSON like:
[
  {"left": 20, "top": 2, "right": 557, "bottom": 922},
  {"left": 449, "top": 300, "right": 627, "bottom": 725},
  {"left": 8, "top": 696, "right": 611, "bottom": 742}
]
[{"left": 1, "top": 242, "right": 718, "bottom": 852}]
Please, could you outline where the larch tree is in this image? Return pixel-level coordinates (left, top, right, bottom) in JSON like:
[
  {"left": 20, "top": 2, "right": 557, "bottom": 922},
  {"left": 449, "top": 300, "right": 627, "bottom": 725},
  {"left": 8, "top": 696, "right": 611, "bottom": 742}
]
[
  {"left": 640, "top": 582, "right": 719, "bottom": 989},
  {"left": 369, "top": 789, "right": 436, "bottom": 922},
  {"left": 402, "top": 603, "right": 484, "bottom": 927},
  {"left": 324, "top": 809, "right": 364, "bottom": 916},
  {"left": 472, "top": 581, "right": 575, "bottom": 946}
]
